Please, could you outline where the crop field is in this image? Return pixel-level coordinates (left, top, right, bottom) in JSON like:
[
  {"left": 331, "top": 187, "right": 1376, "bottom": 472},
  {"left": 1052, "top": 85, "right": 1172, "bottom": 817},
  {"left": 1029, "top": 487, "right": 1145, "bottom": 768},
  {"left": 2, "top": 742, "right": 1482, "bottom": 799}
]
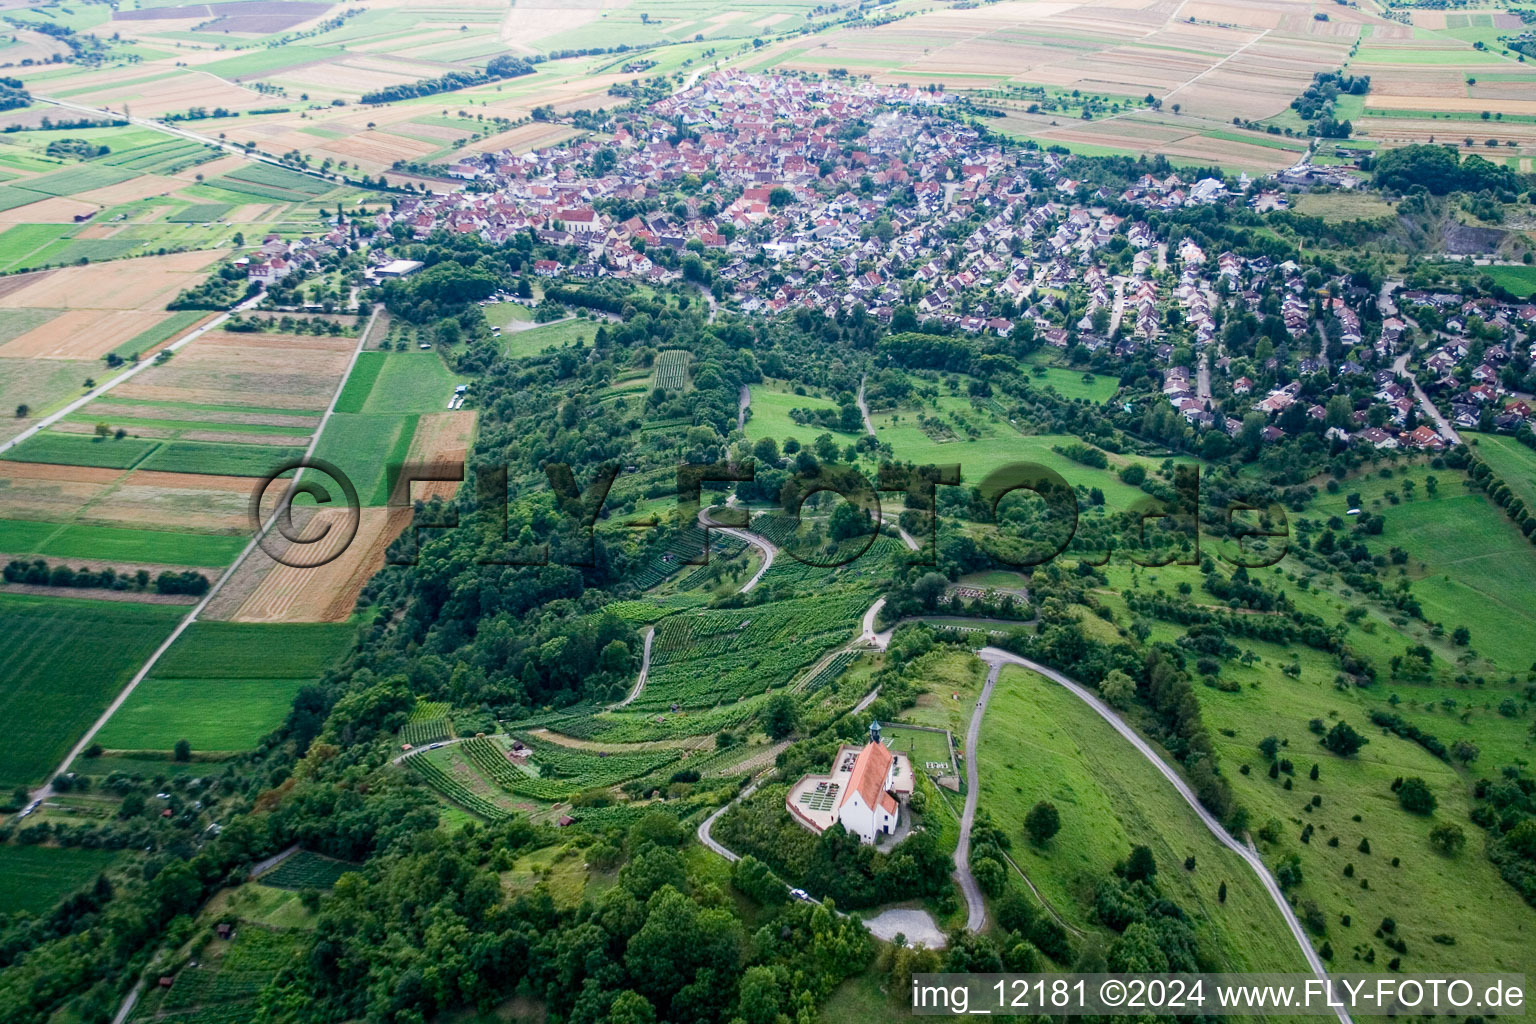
[
  {"left": 336, "top": 351, "right": 469, "bottom": 415},
  {"left": 0, "top": 592, "right": 183, "bottom": 788},
  {"left": 95, "top": 621, "right": 352, "bottom": 754},
  {"left": 652, "top": 349, "right": 691, "bottom": 392},
  {"left": 0, "top": 845, "right": 118, "bottom": 915},
  {"left": 979, "top": 663, "right": 1314, "bottom": 974}
]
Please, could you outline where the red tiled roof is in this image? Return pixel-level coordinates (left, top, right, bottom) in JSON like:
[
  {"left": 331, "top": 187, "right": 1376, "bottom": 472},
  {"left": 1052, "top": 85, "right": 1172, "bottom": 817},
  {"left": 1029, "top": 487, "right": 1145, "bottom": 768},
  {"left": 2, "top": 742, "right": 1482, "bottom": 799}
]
[{"left": 839, "top": 742, "right": 892, "bottom": 814}]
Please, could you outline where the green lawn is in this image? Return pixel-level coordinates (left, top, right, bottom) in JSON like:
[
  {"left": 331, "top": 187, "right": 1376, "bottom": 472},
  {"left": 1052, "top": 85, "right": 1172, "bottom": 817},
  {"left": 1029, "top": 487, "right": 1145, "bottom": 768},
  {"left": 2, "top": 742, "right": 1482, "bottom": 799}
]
[
  {"left": 95, "top": 676, "right": 310, "bottom": 752},
  {"left": 0, "top": 845, "right": 118, "bottom": 915},
  {"left": 1028, "top": 366, "right": 1119, "bottom": 403},
  {"left": 1472, "top": 433, "right": 1536, "bottom": 510},
  {"left": 0, "top": 593, "right": 184, "bottom": 788},
  {"left": 978, "top": 663, "right": 1312, "bottom": 974}
]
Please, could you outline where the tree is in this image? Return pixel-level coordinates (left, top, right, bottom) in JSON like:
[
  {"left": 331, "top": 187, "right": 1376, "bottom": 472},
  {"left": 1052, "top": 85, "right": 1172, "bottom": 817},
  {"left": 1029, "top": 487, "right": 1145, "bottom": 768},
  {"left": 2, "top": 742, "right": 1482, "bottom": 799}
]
[
  {"left": 1125, "top": 845, "right": 1156, "bottom": 882},
  {"left": 735, "top": 966, "right": 781, "bottom": 1024},
  {"left": 1397, "top": 776, "right": 1436, "bottom": 815},
  {"left": 1099, "top": 669, "right": 1135, "bottom": 710},
  {"left": 173, "top": 739, "right": 191, "bottom": 762},
  {"left": 14, "top": 403, "right": 27, "bottom": 418},
  {"left": 1451, "top": 626, "right": 1471, "bottom": 646},
  {"left": 1323, "top": 721, "right": 1367, "bottom": 757},
  {"left": 1452, "top": 740, "right": 1480, "bottom": 764},
  {"left": 1024, "top": 801, "right": 1061, "bottom": 845},
  {"left": 1429, "top": 823, "right": 1466, "bottom": 855},
  {"left": 762, "top": 692, "right": 799, "bottom": 739}
]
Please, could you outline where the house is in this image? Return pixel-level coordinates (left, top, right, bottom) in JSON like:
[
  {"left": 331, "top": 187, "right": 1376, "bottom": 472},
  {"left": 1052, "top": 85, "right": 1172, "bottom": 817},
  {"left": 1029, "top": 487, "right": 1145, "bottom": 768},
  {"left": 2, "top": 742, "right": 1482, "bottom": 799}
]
[
  {"left": 786, "top": 722, "right": 914, "bottom": 844},
  {"left": 374, "top": 259, "right": 424, "bottom": 279}
]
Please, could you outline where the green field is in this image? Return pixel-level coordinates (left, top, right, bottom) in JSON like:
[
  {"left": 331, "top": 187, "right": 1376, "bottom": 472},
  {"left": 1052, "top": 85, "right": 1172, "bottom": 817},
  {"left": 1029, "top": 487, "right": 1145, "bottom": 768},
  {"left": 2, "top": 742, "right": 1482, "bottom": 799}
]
[
  {"left": 0, "top": 519, "right": 246, "bottom": 566},
  {"left": 152, "top": 622, "right": 354, "bottom": 679},
  {"left": 879, "top": 722, "right": 951, "bottom": 773},
  {"left": 503, "top": 318, "right": 600, "bottom": 359},
  {"left": 1482, "top": 264, "right": 1536, "bottom": 298},
  {"left": 95, "top": 676, "right": 310, "bottom": 752},
  {"left": 979, "top": 663, "right": 1312, "bottom": 973},
  {"left": 138, "top": 439, "right": 308, "bottom": 478},
  {"left": 1029, "top": 366, "right": 1119, "bottom": 403},
  {"left": 0, "top": 593, "right": 184, "bottom": 788},
  {"left": 108, "top": 310, "right": 208, "bottom": 359},
  {"left": 0, "top": 845, "right": 118, "bottom": 915},
  {"left": 353, "top": 351, "right": 468, "bottom": 414},
  {"left": 332, "top": 351, "right": 387, "bottom": 413},
  {"left": 310, "top": 412, "right": 418, "bottom": 505},
  {"left": 1472, "top": 433, "right": 1536, "bottom": 510},
  {"left": 3, "top": 431, "right": 158, "bottom": 470},
  {"left": 745, "top": 385, "right": 862, "bottom": 448}
]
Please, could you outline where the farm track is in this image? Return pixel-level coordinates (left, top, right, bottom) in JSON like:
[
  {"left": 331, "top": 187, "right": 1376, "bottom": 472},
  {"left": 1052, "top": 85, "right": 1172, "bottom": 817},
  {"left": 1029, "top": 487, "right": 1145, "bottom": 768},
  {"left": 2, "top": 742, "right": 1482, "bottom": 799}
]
[
  {"left": 24, "top": 310, "right": 378, "bottom": 810},
  {"left": 610, "top": 626, "right": 655, "bottom": 708},
  {"left": 699, "top": 507, "right": 776, "bottom": 592}
]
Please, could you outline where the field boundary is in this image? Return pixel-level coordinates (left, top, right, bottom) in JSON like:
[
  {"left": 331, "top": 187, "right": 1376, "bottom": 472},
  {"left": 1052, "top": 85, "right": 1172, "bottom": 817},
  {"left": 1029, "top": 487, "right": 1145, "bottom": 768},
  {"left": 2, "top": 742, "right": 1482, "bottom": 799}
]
[{"left": 24, "top": 309, "right": 377, "bottom": 808}]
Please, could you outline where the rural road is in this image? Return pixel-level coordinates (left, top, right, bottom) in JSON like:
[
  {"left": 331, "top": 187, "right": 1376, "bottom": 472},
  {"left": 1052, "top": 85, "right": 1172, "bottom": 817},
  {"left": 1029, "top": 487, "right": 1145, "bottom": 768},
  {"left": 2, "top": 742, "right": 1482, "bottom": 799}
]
[
  {"left": 975, "top": 647, "right": 1351, "bottom": 1024},
  {"left": 737, "top": 383, "right": 750, "bottom": 431},
  {"left": 857, "top": 376, "right": 876, "bottom": 436},
  {"left": 22, "top": 310, "right": 379, "bottom": 811},
  {"left": 952, "top": 655, "right": 1003, "bottom": 932},
  {"left": 1, "top": 292, "right": 266, "bottom": 456},
  {"left": 699, "top": 507, "right": 777, "bottom": 592},
  {"left": 611, "top": 626, "right": 655, "bottom": 708}
]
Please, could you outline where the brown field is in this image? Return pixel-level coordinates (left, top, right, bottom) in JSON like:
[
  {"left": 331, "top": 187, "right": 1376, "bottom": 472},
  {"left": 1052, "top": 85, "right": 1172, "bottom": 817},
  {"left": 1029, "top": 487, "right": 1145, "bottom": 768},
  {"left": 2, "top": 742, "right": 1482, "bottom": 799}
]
[
  {"left": 1368, "top": 94, "right": 1536, "bottom": 117},
  {"left": 70, "top": 72, "right": 264, "bottom": 118},
  {"left": 0, "top": 462, "right": 118, "bottom": 523},
  {"left": 229, "top": 410, "right": 475, "bottom": 622},
  {"left": 74, "top": 174, "right": 187, "bottom": 206},
  {"left": 114, "top": 332, "right": 355, "bottom": 410},
  {"left": 0, "top": 250, "right": 224, "bottom": 313},
  {"left": 90, "top": 402, "right": 320, "bottom": 430},
  {"left": 454, "top": 120, "right": 581, "bottom": 157},
  {"left": 0, "top": 309, "right": 170, "bottom": 360},
  {"left": 82, "top": 470, "right": 251, "bottom": 534}
]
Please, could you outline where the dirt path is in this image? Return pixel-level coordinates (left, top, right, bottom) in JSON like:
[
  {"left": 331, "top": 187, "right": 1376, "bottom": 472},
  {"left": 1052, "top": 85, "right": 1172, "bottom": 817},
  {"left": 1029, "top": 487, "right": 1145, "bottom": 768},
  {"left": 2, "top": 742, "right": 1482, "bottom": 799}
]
[
  {"left": 856, "top": 375, "right": 876, "bottom": 436},
  {"left": 610, "top": 626, "right": 654, "bottom": 708},
  {"left": 953, "top": 656, "right": 1002, "bottom": 932}
]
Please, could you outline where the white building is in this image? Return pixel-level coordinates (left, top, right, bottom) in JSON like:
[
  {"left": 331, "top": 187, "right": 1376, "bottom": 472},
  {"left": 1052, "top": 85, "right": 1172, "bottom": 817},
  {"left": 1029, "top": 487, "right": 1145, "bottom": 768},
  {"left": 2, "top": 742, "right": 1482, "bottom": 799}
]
[{"left": 786, "top": 722, "right": 913, "bottom": 844}]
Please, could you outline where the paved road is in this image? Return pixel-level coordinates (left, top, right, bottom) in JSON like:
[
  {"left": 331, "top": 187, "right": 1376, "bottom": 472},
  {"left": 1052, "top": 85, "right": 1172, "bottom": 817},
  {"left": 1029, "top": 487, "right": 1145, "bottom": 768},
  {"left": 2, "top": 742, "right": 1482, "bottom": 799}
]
[
  {"left": 1196, "top": 351, "right": 1212, "bottom": 402},
  {"left": 22, "top": 310, "right": 377, "bottom": 810},
  {"left": 610, "top": 626, "right": 655, "bottom": 708},
  {"left": 1107, "top": 277, "right": 1127, "bottom": 335},
  {"left": 737, "top": 383, "right": 750, "bottom": 431},
  {"left": 952, "top": 656, "right": 1003, "bottom": 932},
  {"left": 1380, "top": 280, "right": 1459, "bottom": 446},
  {"left": 976, "top": 647, "right": 1351, "bottom": 1024},
  {"left": 699, "top": 507, "right": 777, "bottom": 591}
]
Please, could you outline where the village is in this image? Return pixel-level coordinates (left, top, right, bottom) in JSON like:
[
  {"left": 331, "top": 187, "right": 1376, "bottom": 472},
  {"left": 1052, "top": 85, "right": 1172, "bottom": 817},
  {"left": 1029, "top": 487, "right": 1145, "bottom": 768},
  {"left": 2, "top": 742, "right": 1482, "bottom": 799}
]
[{"left": 312, "top": 70, "right": 1536, "bottom": 454}]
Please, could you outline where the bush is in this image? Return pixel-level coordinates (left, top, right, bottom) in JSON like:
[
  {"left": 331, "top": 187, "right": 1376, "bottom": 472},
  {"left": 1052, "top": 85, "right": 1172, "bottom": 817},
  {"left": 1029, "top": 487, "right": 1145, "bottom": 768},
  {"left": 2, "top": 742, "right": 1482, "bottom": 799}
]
[{"left": 1397, "top": 776, "right": 1436, "bottom": 815}]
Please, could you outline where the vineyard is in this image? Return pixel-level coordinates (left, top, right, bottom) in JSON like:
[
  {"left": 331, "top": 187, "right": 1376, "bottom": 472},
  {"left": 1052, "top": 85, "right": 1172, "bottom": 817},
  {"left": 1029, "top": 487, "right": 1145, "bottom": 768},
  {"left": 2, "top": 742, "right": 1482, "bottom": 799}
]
[
  {"left": 258, "top": 851, "right": 355, "bottom": 891},
  {"left": 408, "top": 750, "right": 514, "bottom": 822},
  {"left": 129, "top": 927, "right": 301, "bottom": 1024},
  {"left": 410, "top": 701, "right": 450, "bottom": 722},
  {"left": 401, "top": 718, "right": 451, "bottom": 746},
  {"left": 652, "top": 349, "right": 690, "bottom": 392},
  {"left": 628, "top": 524, "right": 745, "bottom": 591},
  {"left": 794, "top": 650, "right": 857, "bottom": 694},
  {"left": 460, "top": 735, "right": 680, "bottom": 800},
  {"left": 636, "top": 592, "right": 867, "bottom": 711}
]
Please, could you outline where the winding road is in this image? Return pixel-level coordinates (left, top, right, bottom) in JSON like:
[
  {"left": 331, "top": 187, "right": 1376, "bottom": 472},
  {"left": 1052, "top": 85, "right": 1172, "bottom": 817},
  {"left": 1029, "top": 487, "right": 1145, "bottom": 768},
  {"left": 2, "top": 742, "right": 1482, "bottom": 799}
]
[
  {"left": 856, "top": 376, "right": 876, "bottom": 436},
  {"left": 1380, "top": 279, "right": 1460, "bottom": 446},
  {"left": 953, "top": 656, "right": 1002, "bottom": 931},
  {"left": 699, "top": 507, "right": 777, "bottom": 592},
  {"left": 973, "top": 647, "right": 1351, "bottom": 1024}
]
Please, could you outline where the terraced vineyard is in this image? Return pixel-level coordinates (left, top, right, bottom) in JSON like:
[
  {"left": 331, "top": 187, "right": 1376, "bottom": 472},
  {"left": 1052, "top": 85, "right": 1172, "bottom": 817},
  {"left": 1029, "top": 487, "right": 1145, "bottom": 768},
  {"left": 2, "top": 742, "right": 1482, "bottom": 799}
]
[
  {"left": 628, "top": 523, "right": 742, "bottom": 590},
  {"left": 258, "top": 851, "right": 355, "bottom": 891},
  {"left": 795, "top": 650, "right": 857, "bottom": 694}
]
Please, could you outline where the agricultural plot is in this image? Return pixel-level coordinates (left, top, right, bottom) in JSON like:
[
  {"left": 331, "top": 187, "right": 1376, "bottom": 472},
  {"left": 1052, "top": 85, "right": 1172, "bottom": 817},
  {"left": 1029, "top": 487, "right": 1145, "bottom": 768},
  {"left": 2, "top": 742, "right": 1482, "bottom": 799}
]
[
  {"left": 126, "top": 926, "right": 303, "bottom": 1024},
  {"left": 744, "top": 385, "right": 861, "bottom": 448},
  {"left": 258, "top": 850, "right": 356, "bottom": 891},
  {"left": 0, "top": 845, "right": 118, "bottom": 915},
  {"left": 502, "top": 317, "right": 600, "bottom": 358},
  {"left": 400, "top": 717, "right": 451, "bottom": 746},
  {"left": 334, "top": 350, "right": 468, "bottom": 415},
  {"left": 652, "top": 349, "right": 691, "bottom": 392},
  {"left": 0, "top": 592, "right": 183, "bottom": 788},
  {"left": 639, "top": 591, "right": 869, "bottom": 710},
  {"left": 96, "top": 622, "right": 353, "bottom": 754}
]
